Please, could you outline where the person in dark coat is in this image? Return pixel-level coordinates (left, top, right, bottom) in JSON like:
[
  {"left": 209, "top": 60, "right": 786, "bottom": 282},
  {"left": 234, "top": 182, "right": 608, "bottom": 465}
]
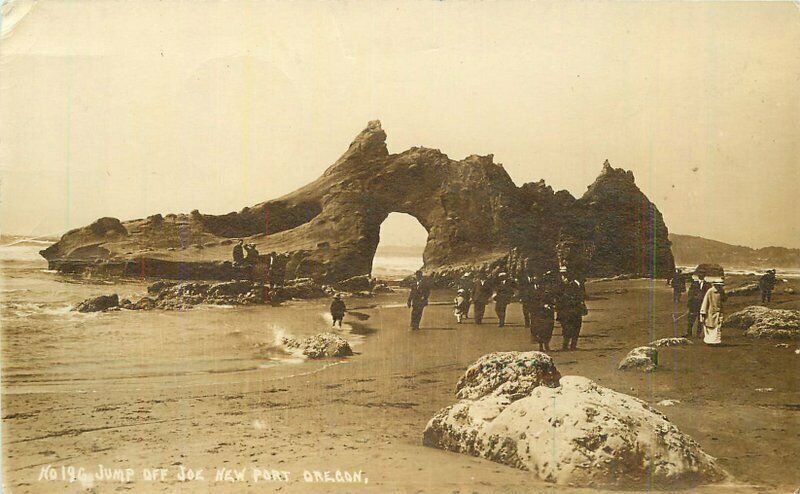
[
  {"left": 407, "top": 270, "right": 430, "bottom": 330},
  {"left": 668, "top": 268, "right": 686, "bottom": 303},
  {"left": 555, "top": 271, "right": 587, "bottom": 351},
  {"left": 471, "top": 274, "right": 493, "bottom": 325},
  {"left": 686, "top": 274, "right": 712, "bottom": 338},
  {"left": 759, "top": 269, "right": 777, "bottom": 303},
  {"left": 330, "top": 293, "right": 346, "bottom": 328},
  {"left": 243, "top": 243, "right": 260, "bottom": 265},
  {"left": 232, "top": 239, "right": 245, "bottom": 266},
  {"left": 522, "top": 274, "right": 556, "bottom": 352},
  {"left": 493, "top": 273, "right": 515, "bottom": 328}
]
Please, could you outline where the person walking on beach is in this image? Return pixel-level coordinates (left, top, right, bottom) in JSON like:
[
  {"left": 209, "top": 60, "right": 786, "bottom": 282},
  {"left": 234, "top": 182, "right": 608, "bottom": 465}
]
[
  {"left": 407, "top": 270, "right": 430, "bottom": 330},
  {"left": 232, "top": 239, "right": 245, "bottom": 266},
  {"left": 458, "top": 273, "right": 472, "bottom": 319},
  {"left": 700, "top": 281, "right": 726, "bottom": 345},
  {"left": 668, "top": 268, "right": 686, "bottom": 303},
  {"left": 493, "top": 273, "right": 515, "bottom": 328},
  {"left": 555, "top": 269, "right": 587, "bottom": 351},
  {"left": 453, "top": 289, "right": 469, "bottom": 324},
  {"left": 759, "top": 269, "right": 777, "bottom": 304},
  {"left": 686, "top": 274, "right": 711, "bottom": 338},
  {"left": 471, "top": 275, "right": 493, "bottom": 325},
  {"left": 527, "top": 274, "right": 556, "bottom": 352},
  {"left": 330, "top": 293, "right": 346, "bottom": 328}
]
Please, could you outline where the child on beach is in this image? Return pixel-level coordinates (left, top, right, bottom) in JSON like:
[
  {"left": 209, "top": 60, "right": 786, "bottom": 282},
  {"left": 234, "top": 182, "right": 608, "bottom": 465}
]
[
  {"left": 330, "top": 293, "right": 346, "bottom": 328},
  {"left": 454, "top": 289, "right": 469, "bottom": 324}
]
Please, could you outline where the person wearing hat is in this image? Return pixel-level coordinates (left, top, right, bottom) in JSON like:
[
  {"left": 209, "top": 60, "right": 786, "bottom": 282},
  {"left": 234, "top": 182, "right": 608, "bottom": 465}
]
[
  {"left": 555, "top": 270, "right": 587, "bottom": 351},
  {"left": 330, "top": 293, "right": 346, "bottom": 328},
  {"left": 453, "top": 288, "right": 469, "bottom": 324},
  {"left": 493, "top": 272, "right": 515, "bottom": 328},
  {"left": 667, "top": 268, "right": 686, "bottom": 303},
  {"left": 471, "top": 274, "right": 493, "bottom": 324},
  {"left": 457, "top": 273, "right": 473, "bottom": 319},
  {"left": 232, "top": 239, "right": 245, "bottom": 266},
  {"left": 759, "top": 269, "right": 777, "bottom": 304},
  {"left": 700, "top": 280, "right": 726, "bottom": 345},
  {"left": 407, "top": 270, "right": 431, "bottom": 330},
  {"left": 520, "top": 272, "right": 556, "bottom": 352},
  {"left": 686, "top": 273, "right": 711, "bottom": 338}
]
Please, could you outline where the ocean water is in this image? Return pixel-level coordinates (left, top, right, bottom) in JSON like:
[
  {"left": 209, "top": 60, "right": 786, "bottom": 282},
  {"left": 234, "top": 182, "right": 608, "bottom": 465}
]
[{"left": 0, "top": 243, "right": 367, "bottom": 395}]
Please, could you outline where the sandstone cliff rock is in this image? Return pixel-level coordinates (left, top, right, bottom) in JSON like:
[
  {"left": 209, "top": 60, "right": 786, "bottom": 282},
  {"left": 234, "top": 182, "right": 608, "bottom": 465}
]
[
  {"left": 423, "top": 352, "right": 724, "bottom": 488},
  {"left": 41, "top": 122, "right": 674, "bottom": 282}
]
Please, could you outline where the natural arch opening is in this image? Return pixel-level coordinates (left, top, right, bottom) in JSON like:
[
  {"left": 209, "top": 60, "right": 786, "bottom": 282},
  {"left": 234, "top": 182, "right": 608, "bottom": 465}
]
[{"left": 372, "top": 212, "right": 428, "bottom": 280}]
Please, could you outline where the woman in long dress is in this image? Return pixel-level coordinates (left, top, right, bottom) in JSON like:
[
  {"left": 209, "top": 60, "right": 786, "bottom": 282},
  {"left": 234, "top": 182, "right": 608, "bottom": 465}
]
[{"left": 700, "top": 281, "right": 726, "bottom": 345}]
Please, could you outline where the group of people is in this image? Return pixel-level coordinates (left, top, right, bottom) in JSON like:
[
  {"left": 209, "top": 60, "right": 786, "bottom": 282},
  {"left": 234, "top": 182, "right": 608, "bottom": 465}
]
[
  {"left": 671, "top": 266, "right": 780, "bottom": 346},
  {"left": 231, "top": 240, "right": 288, "bottom": 287},
  {"left": 409, "top": 266, "right": 588, "bottom": 352},
  {"left": 232, "top": 239, "right": 260, "bottom": 267}
]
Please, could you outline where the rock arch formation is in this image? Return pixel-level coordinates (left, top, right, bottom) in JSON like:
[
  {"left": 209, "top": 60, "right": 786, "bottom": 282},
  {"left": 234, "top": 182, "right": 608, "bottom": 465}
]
[{"left": 41, "top": 121, "right": 674, "bottom": 282}]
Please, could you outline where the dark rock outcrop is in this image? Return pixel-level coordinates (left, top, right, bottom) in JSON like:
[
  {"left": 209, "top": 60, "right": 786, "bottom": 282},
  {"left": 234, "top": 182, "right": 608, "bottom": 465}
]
[
  {"left": 73, "top": 294, "right": 120, "bottom": 313},
  {"left": 41, "top": 122, "right": 674, "bottom": 283}
]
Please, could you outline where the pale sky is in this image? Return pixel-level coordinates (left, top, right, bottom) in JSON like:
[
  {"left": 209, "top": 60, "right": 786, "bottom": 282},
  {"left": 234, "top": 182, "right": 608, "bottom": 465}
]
[{"left": 1, "top": 1, "right": 798, "bottom": 248}]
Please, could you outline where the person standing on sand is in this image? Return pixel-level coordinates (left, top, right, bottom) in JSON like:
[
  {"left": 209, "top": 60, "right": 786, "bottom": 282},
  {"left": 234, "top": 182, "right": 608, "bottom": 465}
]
[
  {"left": 555, "top": 269, "right": 587, "bottom": 351},
  {"left": 668, "top": 268, "right": 686, "bottom": 303},
  {"left": 330, "top": 293, "right": 346, "bottom": 328},
  {"left": 759, "top": 269, "right": 777, "bottom": 304},
  {"left": 471, "top": 275, "right": 493, "bottom": 325},
  {"left": 528, "top": 274, "right": 556, "bottom": 352},
  {"left": 232, "top": 239, "right": 245, "bottom": 266},
  {"left": 700, "top": 281, "right": 726, "bottom": 345},
  {"left": 407, "top": 270, "right": 430, "bottom": 330},
  {"left": 686, "top": 274, "right": 711, "bottom": 338},
  {"left": 493, "top": 273, "right": 514, "bottom": 328},
  {"left": 458, "top": 273, "right": 473, "bottom": 319},
  {"left": 453, "top": 289, "right": 469, "bottom": 324}
]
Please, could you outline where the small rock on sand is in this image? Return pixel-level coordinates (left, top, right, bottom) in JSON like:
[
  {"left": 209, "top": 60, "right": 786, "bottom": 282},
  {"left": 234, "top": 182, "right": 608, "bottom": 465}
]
[
  {"left": 618, "top": 346, "right": 658, "bottom": 372},
  {"left": 282, "top": 332, "right": 353, "bottom": 359},
  {"left": 650, "top": 337, "right": 692, "bottom": 347}
]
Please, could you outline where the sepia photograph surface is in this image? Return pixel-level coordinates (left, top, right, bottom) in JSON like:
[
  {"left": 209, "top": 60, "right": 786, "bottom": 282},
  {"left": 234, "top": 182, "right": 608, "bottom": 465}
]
[{"left": 1, "top": 1, "right": 798, "bottom": 493}]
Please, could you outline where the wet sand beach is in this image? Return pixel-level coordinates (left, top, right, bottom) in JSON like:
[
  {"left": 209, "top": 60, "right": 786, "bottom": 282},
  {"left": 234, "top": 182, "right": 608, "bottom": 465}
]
[{"left": 2, "top": 272, "right": 799, "bottom": 493}]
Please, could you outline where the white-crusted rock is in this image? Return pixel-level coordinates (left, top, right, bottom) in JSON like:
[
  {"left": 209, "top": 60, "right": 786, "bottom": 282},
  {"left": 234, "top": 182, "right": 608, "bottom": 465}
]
[
  {"left": 282, "top": 332, "right": 353, "bottom": 359},
  {"left": 455, "top": 351, "right": 561, "bottom": 401},
  {"left": 424, "top": 374, "right": 724, "bottom": 487},
  {"left": 618, "top": 346, "right": 658, "bottom": 372},
  {"left": 726, "top": 306, "right": 800, "bottom": 340},
  {"left": 650, "top": 337, "right": 692, "bottom": 347}
]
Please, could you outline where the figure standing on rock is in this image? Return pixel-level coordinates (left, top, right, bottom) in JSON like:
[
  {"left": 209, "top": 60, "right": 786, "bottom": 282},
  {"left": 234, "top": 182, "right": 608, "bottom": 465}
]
[
  {"left": 471, "top": 274, "right": 493, "bottom": 325},
  {"left": 232, "top": 239, "right": 245, "bottom": 266},
  {"left": 407, "top": 270, "right": 431, "bottom": 330},
  {"left": 700, "top": 280, "right": 726, "bottom": 345},
  {"left": 330, "top": 293, "right": 346, "bottom": 328},
  {"left": 555, "top": 268, "right": 587, "bottom": 351},
  {"left": 686, "top": 274, "right": 711, "bottom": 338},
  {"left": 493, "top": 273, "right": 515, "bottom": 328}
]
